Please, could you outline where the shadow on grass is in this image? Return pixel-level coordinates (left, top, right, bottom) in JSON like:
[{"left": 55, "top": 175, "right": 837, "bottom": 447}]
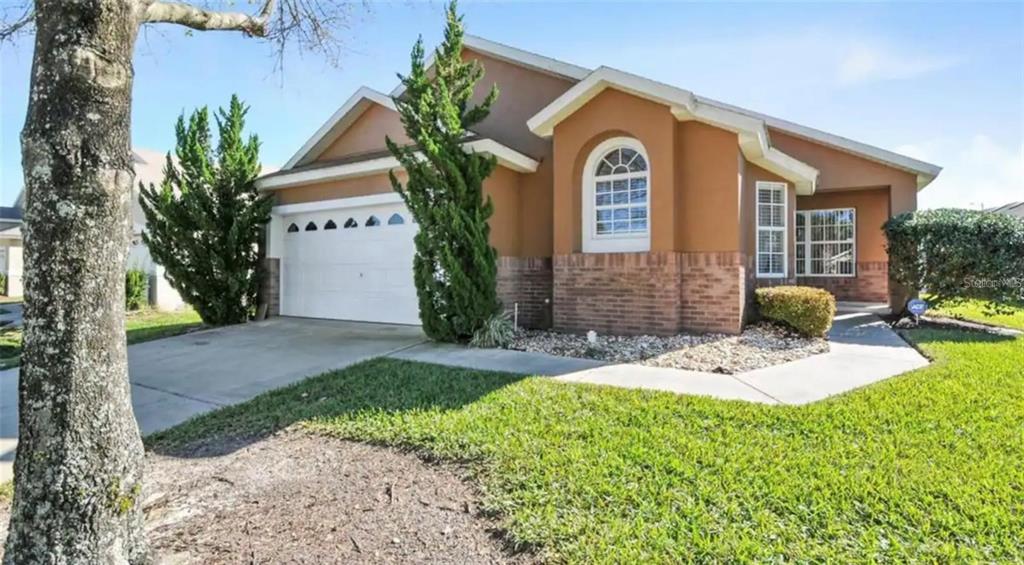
[{"left": 145, "top": 357, "right": 524, "bottom": 458}]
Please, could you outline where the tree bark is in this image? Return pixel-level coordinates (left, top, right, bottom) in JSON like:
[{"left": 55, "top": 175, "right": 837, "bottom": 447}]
[{"left": 3, "top": 0, "right": 147, "bottom": 562}]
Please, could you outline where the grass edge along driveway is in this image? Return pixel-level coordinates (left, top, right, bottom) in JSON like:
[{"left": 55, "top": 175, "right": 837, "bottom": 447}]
[
  {"left": 0, "top": 308, "right": 203, "bottom": 370},
  {"left": 150, "top": 327, "right": 1024, "bottom": 563}
]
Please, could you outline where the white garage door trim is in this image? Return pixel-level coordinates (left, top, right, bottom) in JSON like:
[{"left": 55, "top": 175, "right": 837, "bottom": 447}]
[{"left": 274, "top": 193, "right": 420, "bottom": 325}]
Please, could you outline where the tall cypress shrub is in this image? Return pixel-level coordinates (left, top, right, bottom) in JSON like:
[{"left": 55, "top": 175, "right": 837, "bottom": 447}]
[
  {"left": 386, "top": 1, "right": 501, "bottom": 342},
  {"left": 140, "top": 95, "right": 272, "bottom": 325}
]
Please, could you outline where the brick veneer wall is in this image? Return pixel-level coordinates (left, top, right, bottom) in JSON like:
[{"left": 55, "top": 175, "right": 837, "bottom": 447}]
[
  {"left": 497, "top": 256, "right": 553, "bottom": 329},
  {"left": 262, "top": 257, "right": 280, "bottom": 316},
  {"left": 552, "top": 252, "right": 745, "bottom": 336},
  {"left": 679, "top": 252, "right": 747, "bottom": 334},
  {"left": 797, "top": 261, "right": 889, "bottom": 303}
]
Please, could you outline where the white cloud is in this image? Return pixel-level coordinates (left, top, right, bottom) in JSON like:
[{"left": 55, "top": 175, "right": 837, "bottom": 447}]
[
  {"left": 836, "top": 43, "right": 960, "bottom": 86},
  {"left": 907, "top": 135, "right": 1024, "bottom": 210}
]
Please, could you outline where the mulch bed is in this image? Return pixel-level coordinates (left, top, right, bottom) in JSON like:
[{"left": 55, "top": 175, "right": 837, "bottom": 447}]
[
  {"left": 508, "top": 323, "right": 829, "bottom": 374},
  {"left": 0, "top": 431, "right": 534, "bottom": 564}
]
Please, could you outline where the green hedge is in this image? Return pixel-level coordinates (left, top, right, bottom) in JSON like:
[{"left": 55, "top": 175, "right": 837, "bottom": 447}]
[
  {"left": 756, "top": 286, "right": 836, "bottom": 337},
  {"left": 884, "top": 209, "right": 1024, "bottom": 310},
  {"left": 125, "top": 269, "right": 148, "bottom": 311}
]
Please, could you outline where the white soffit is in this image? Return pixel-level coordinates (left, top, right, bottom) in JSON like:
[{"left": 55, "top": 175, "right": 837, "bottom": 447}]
[{"left": 282, "top": 86, "right": 397, "bottom": 170}]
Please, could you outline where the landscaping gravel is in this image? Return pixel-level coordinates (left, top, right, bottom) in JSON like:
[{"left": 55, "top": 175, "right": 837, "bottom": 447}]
[{"left": 508, "top": 323, "right": 829, "bottom": 374}]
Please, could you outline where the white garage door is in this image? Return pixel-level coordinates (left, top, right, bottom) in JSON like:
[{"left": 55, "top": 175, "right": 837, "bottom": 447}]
[{"left": 281, "top": 201, "right": 419, "bottom": 325}]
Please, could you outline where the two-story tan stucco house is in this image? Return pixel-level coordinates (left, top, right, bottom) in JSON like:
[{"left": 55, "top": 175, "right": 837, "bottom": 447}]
[{"left": 255, "top": 35, "right": 941, "bottom": 335}]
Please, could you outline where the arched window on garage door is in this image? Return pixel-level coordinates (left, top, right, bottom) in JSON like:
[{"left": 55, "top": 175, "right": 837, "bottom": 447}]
[
  {"left": 305, "top": 221, "right": 318, "bottom": 231},
  {"left": 365, "top": 215, "right": 380, "bottom": 227},
  {"left": 324, "top": 219, "right": 337, "bottom": 230},
  {"left": 287, "top": 223, "right": 299, "bottom": 233},
  {"left": 387, "top": 213, "right": 405, "bottom": 225},
  {"left": 344, "top": 218, "right": 358, "bottom": 229}
]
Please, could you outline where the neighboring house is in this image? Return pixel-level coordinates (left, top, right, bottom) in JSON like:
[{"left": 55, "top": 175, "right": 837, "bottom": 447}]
[
  {"left": 127, "top": 149, "right": 186, "bottom": 311},
  {"left": 0, "top": 150, "right": 186, "bottom": 308},
  {"left": 0, "top": 203, "right": 24, "bottom": 296},
  {"left": 255, "top": 35, "right": 942, "bottom": 335},
  {"left": 987, "top": 202, "right": 1024, "bottom": 219}
]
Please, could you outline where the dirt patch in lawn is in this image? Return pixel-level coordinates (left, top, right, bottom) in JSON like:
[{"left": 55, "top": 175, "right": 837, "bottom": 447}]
[{"left": 0, "top": 431, "right": 533, "bottom": 564}]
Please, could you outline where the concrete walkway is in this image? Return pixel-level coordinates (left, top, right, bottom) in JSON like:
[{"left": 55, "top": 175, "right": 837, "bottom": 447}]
[{"left": 393, "top": 312, "right": 930, "bottom": 406}]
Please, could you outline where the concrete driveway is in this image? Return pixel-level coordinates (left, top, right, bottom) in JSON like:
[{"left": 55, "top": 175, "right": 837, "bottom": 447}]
[{"left": 1, "top": 317, "right": 425, "bottom": 482}]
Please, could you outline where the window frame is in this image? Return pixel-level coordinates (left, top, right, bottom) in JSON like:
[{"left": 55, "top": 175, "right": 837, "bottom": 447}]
[
  {"left": 755, "top": 181, "right": 788, "bottom": 279},
  {"left": 582, "top": 137, "right": 651, "bottom": 253},
  {"left": 795, "top": 207, "right": 857, "bottom": 278}
]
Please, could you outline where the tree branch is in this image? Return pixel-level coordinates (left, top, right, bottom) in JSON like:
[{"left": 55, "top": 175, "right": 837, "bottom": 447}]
[
  {"left": 0, "top": 4, "right": 33, "bottom": 43},
  {"left": 142, "top": 0, "right": 276, "bottom": 36}
]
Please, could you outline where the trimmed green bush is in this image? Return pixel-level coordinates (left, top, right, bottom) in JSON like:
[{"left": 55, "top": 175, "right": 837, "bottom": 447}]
[
  {"left": 884, "top": 208, "right": 1024, "bottom": 312},
  {"left": 756, "top": 286, "right": 836, "bottom": 337},
  {"left": 125, "top": 268, "right": 148, "bottom": 311},
  {"left": 0, "top": 273, "right": 6, "bottom": 296}
]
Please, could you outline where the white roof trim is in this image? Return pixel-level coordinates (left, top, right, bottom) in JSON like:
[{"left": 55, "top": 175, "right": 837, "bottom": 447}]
[
  {"left": 390, "top": 34, "right": 590, "bottom": 97},
  {"left": 257, "top": 141, "right": 539, "bottom": 191},
  {"left": 463, "top": 138, "right": 540, "bottom": 173},
  {"left": 696, "top": 95, "right": 942, "bottom": 189},
  {"left": 272, "top": 192, "right": 404, "bottom": 216},
  {"left": 527, "top": 67, "right": 820, "bottom": 194},
  {"left": 282, "top": 86, "right": 397, "bottom": 170},
  {"left": 462, "top": 35, "right": 589, "bottom": 81},
  {"left": 259, "top": 155, "right": 398, "bottom": 191}
]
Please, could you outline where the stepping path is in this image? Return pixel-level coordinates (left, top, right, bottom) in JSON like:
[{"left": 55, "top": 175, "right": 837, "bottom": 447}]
[{"left": 392, "top": 312, "right": 930, "bottom": 405}]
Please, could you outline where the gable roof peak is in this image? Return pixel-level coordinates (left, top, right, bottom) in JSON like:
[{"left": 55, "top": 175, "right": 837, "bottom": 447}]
[{"left": 282, "top": 86, "right": 397, "bottom": 170}]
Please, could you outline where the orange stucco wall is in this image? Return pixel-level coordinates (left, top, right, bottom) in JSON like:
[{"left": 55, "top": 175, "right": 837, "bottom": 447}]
[
  {"left": 465, "top": 49, "right": 574, "bottom": 159},
  {"left": 768, "top": 129, "right": 917, "bottom": 215},
  {"left": 272, "top": 168, "right": 523, "bottom": 256},
  {"left": 316, "top": 103, "right": 410, "bottom": 162},
  {"left": 464, "top": 49, "right": 575, "bottom": 257},
  {"left": 797, "top": 187, "right": 891, "bottom": 263},
  {"left": 675, "top": 121, "right": 741, "bottom": 251},
  {"left": 551, "top": 89, "right": 747, "bottom": 255},
  {"left": 553, "top": 88, "right": 678, "bottom": 254},
  {"left": 273, "top": 52, "right": 921, "bottom": 273}
]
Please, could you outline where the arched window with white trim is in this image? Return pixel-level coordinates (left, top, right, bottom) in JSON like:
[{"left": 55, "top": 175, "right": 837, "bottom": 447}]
[{"left": 582, "top": 137, "right": 651, "bottom": 253}]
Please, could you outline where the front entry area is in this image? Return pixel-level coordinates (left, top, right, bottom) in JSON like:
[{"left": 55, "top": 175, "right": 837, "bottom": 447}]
[{"left": 279, "top": 198, "right": 419, "bottom": 325}]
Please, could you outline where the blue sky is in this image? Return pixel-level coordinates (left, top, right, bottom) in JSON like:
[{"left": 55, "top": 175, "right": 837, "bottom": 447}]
[{"left": 1, "top": 1, "right": 1021, "bottom": 209}]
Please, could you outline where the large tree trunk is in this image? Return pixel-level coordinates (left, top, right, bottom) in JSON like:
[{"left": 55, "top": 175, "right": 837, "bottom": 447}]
[{"left": 4, "top": 1, "right": 147, "bottom": 562}]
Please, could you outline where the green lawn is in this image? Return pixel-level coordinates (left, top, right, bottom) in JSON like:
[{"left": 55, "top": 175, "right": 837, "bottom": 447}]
[
  {"left": 0, "top": 308, "right": 203, "bottom": 370},
  {"left": 151, "top": 328, "right": 1024, "bottom": 563},
  {"left": 926, "top": 297, "right": 1024, "bottom": 331}
]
